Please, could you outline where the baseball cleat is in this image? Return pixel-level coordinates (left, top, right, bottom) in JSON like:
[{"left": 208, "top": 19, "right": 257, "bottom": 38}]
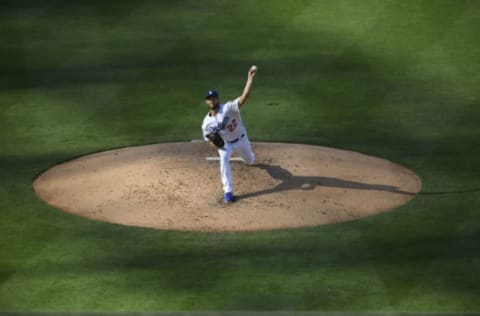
[{"left": 224, "top": 192, "right": 234, "bottom": 204}]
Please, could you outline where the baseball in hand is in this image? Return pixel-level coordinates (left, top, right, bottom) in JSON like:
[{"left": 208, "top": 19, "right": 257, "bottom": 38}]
[{"left": 251, "top": 65, "right": 258, "bottom": 72}]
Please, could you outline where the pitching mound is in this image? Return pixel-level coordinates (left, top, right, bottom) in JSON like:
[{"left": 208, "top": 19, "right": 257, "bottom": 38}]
[{"left": 33, "top": 142, "right": 421, "bottom": 232}]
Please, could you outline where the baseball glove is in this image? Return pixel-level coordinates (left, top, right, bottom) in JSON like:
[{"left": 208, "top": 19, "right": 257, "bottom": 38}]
[{"left": 206, "top": 131, "right": 225, "bottom": 148}]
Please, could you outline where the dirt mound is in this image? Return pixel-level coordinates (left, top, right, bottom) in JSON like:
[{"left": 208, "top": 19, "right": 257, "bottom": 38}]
[{"left": 33, "top": 142, "right": 421, "bottom": 231}]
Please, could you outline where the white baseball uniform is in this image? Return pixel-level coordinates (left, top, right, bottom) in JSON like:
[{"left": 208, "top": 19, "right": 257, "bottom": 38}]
[{"left": 202, "top": 97, "right": 255, "bottom": 194}]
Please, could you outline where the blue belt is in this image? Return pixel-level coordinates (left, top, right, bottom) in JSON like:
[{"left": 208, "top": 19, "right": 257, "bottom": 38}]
[{"left": 228, "top": 134, "right": 245, "bottom": 144}]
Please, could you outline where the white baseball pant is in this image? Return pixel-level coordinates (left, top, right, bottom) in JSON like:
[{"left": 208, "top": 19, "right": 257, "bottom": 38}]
[{"left": 218, "top": 135, "right": 255, "bottom": 194}]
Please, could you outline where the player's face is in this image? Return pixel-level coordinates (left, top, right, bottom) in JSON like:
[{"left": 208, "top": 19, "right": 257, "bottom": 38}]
[{"left": 206, "top": 97, "right": 219, "bottom": 110}]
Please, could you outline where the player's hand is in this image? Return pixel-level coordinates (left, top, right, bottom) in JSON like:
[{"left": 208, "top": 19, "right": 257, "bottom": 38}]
[{"left": 248, "top": 66, "right": 257, "bottom": 78}]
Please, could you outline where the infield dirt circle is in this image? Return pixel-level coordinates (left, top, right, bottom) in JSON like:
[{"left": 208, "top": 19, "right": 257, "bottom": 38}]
[{"left": 33, "top": 142, "right": 421, "bottom": 232}]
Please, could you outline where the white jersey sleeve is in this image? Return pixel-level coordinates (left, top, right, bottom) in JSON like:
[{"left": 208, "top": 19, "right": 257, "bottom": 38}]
[
  {"left": 202, "top": 114, "right": 215, "bottom": 141},
  {"left": 223, "top": 98, "right": 240, "bottom": 114}
]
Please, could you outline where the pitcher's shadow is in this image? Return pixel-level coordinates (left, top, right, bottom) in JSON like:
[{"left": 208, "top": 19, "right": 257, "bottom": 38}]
[{"left": 236, "top": 163, "right": 415, "bottom": 201}]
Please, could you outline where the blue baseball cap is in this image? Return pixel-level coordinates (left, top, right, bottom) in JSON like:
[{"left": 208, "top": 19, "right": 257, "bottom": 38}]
[{"left": 205, "top": 90, "right": 219, "bottom": 99}]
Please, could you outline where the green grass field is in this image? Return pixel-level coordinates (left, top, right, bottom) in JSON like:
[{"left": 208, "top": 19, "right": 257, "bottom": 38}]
[{"left": 1, "top": 0, "right": 480, "bottom": 312}]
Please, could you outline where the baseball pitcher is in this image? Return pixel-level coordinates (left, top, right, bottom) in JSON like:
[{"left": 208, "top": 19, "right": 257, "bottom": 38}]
[{"left": 202, "top": 66, "right": 257, "bottom": 203}]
